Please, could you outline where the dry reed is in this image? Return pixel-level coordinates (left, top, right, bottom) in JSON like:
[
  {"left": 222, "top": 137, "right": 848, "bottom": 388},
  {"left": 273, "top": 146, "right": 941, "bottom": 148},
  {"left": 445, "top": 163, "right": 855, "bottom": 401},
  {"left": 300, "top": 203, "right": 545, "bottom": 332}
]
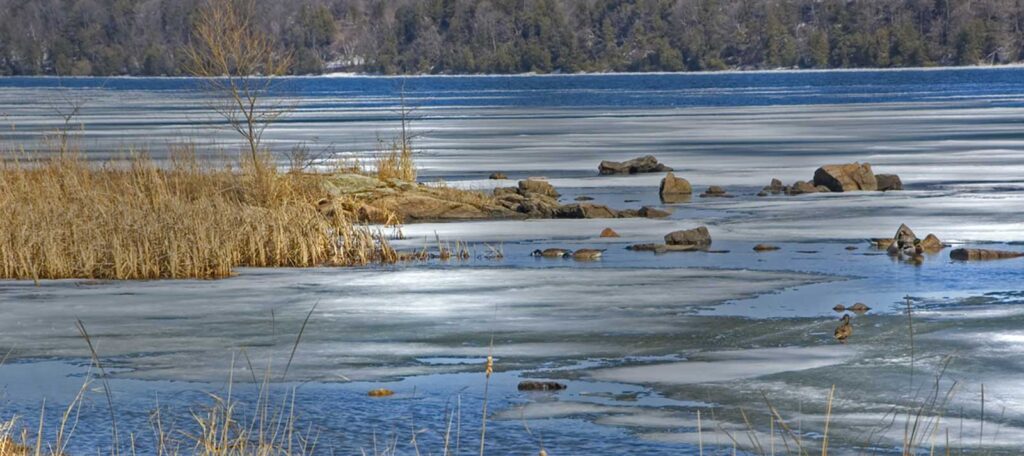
[
  {"left": 0, "top": 148, "right": 397, "bottom": 280},
  {"left": 373, "top": 140, "right": 416, "bottom": 183}
]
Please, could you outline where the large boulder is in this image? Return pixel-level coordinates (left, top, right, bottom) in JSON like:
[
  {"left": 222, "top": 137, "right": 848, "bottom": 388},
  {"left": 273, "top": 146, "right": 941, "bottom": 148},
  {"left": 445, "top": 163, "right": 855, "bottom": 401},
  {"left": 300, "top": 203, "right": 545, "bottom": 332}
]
[
  {"left": 664, "top": 226, "right": 712, "bottom": 246},
  {"left": 556, "top": 203, "right": 618, "bottom": 219},
  {"left": 876, "top": 174, "right": 903, "bottom": 191},
  {"left": 950, "top": 249, "right": 1024, "bottom": 261},
  {"left": 518, "top": 178, "right": 560, "bottom": 198},
  {"left": 599, "top": 155, "right": 672, "bottom": 175},
  {"left": 813, "top": 163, "right": 878, "bottom": 192},
  {"left": 659, "top": 172, "right": 692, "bottom": 202}
]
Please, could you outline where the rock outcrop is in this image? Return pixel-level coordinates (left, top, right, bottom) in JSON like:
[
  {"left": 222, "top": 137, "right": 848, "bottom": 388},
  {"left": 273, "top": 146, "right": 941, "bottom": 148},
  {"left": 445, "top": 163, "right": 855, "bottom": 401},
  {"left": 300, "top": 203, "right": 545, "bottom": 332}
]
[
  {"left": 950, "top": 248, "right": 1024, "bottom": 261},
  {"left": 753, "top": 244, "right": 781, "bottom": 252},
  {"left": 659, "top": 172, "right": 692, "bottom": 202},
  {"left": 489, "top": 172, "right": 508, "bottom": 180},
  {"left": 813, "top": 162, "right": 878, "bottom": 192},
  {"left": 600, "top": 228, "right": 620, "bottom": 238},
  {"left": 556, "top": 203, "right": 618, "bottom": 219},
  {"left": 599, "top": 155, "right": 672, "bottom": 175},
  {"left": 882, "top": 224, "right": 945, "bottom": 256},
  {"left": 664, "top": 226, "right": 712, "bottom": 246},
  {"left": 518, "top": 178, "right": 560, "bottom": 198}
]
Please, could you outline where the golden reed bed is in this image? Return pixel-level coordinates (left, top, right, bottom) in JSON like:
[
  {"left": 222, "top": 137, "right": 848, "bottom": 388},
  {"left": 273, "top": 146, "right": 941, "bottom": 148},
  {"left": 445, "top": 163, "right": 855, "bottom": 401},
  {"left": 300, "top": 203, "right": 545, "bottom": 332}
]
[{"left": 0, "top": 149, "right": 399, "bottom": 281}]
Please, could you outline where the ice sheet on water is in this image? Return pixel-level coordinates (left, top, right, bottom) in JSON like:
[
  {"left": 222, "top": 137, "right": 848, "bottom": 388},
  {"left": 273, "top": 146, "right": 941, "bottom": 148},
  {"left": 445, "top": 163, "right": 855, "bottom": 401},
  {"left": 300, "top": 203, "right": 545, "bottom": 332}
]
[
  {"left": 588, "top": 346, "right": 856, "bottom": 385},
  {"left": 0, "top": 267, "right": 819, "bottom": 381}
]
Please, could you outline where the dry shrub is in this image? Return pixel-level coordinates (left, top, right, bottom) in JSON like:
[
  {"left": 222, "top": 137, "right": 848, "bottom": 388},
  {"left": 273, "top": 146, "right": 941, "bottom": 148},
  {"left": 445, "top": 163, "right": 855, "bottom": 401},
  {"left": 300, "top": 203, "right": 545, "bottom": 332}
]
[
  {"left": 0, "top": 149, "right": 396, "bottom": 280},
  {"left": 374, "top": 140, "right": 416, "bottom": 182}
]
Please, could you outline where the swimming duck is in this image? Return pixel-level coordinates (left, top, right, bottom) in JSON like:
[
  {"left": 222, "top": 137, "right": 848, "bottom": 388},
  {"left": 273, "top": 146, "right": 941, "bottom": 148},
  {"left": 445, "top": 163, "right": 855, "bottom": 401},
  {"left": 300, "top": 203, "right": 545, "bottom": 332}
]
[
  {"left": 834, "top": 314, "right": 853, "bottom": 344},
  {"left": 531, "top": 248, "right": 572, "bottom": 258},
  {"left": 572, "top": 249, "right": 605, "bottom": 261}
]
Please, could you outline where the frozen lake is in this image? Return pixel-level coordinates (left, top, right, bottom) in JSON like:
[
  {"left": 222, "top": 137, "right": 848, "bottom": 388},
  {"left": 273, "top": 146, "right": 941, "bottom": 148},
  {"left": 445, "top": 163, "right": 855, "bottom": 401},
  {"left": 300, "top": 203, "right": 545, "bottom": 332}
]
[{"left": 2, "top": 69, "right": 1024, "bottom": 454}]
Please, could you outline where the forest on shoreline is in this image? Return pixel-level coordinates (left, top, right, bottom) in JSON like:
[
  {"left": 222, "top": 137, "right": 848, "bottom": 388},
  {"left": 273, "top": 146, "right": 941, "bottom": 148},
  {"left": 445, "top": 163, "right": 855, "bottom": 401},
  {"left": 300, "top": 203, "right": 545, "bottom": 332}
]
[{"left": 1, "top": 0, "right": 1022, "bottom": 77}]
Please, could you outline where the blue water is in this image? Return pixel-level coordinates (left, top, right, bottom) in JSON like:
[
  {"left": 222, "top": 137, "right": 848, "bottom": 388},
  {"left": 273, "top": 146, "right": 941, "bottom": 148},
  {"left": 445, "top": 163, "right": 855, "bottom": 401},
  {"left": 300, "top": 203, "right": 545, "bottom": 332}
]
[{"left": 4, "top": 67, "right": 1024, "bottom": 109}]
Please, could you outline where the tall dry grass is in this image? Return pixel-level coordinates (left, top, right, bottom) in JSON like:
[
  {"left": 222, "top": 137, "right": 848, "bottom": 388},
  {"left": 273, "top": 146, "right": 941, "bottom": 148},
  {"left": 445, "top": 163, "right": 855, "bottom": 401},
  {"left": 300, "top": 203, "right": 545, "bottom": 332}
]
[
  {"left": 373, "top": 140, "right": 417, "bottom": 182},
  {"left": 0, "top": 148, "right": 397, "bottom": 281}
]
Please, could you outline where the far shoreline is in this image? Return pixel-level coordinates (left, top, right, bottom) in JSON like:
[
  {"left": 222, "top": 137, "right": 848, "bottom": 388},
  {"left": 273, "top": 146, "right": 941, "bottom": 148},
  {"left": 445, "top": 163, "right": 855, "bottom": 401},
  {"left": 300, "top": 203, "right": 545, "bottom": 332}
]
[{"left": 3, "top": 62, "right": 1024, "bottom": 80}]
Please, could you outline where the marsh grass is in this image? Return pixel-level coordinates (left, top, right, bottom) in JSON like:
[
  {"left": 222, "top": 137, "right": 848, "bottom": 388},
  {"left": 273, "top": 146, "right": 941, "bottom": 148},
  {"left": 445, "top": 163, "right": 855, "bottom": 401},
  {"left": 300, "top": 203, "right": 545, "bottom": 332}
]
[
  {"left": 0, "top": 147, "right": 397, "bottom": 280},
  {"left": 374, "top": 140, "right": 416, "bottom": 183}
]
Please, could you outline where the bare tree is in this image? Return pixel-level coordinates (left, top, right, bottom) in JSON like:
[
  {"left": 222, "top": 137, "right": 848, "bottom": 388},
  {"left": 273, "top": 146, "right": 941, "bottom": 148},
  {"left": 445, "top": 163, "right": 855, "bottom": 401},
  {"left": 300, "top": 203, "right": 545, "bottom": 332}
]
[{"left": 184, "top": 0, "right": 292, "bottom": 172}]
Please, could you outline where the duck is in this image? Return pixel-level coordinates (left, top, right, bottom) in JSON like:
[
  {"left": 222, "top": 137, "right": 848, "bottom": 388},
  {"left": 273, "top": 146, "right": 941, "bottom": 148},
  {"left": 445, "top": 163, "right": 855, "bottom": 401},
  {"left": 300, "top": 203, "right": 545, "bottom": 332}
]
[
  {"left": 572, "top": 249, "right": 605, "bottom": 261},
  {"left": 531, "top": 248, "right": 572, "bottom": 258},
  {"left": 834, "top": 314, "right": 853, "bottom": 344}
]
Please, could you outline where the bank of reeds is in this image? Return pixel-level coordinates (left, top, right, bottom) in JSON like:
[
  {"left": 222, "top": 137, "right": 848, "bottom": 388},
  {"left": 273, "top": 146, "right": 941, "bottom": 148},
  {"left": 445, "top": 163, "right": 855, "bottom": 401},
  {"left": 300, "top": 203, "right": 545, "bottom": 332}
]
[{"left": 0, "top": 149, "right": 397, "bottom": 281}]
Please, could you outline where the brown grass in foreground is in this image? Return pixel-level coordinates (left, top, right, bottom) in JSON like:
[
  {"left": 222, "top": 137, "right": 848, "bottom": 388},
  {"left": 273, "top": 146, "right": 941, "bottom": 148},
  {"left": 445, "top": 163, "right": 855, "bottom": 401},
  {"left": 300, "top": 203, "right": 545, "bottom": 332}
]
[{"left": 0, "top": 150, "right": 397, "bottom": 280}]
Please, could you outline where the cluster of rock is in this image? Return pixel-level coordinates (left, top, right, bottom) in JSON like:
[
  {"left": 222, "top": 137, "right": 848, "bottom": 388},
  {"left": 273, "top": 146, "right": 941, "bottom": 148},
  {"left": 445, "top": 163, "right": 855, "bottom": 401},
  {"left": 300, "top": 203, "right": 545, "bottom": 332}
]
[
  {"left": 599, "top": 155, "right": 672, "bottom": 175},
  {"left": 628, "top": 226, "right": 712, "bottom": 253},
  {"left": 876, "top": 224, "right": 945, "bottom": 258},
  {"left": 494, "top": 178, "right": 672, "bottom": 219},
  {"left": 758, "top": 163, "right": 903, "bottom": 196}
]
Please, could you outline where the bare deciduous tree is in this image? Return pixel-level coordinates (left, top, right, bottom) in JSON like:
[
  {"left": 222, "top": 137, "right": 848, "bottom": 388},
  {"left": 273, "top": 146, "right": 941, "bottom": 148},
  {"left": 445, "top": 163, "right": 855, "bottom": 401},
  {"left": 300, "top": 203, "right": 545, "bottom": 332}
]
[{"left": 185, "top": 0, "right": 291, "bottom": 172}]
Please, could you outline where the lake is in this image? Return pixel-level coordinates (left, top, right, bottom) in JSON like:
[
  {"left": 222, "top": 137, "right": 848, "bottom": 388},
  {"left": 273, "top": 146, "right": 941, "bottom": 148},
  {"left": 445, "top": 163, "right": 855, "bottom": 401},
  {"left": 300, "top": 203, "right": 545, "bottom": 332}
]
[{"left": 2, "top": 68, "right": 1024, "bottom": 454}]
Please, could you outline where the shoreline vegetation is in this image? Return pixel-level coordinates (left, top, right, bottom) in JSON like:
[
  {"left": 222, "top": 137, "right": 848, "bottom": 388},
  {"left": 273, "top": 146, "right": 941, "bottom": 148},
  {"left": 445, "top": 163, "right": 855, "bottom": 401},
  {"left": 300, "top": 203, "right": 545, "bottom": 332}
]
[{"left": 1, "top": 0, "right": 1023, "bottom": 77}]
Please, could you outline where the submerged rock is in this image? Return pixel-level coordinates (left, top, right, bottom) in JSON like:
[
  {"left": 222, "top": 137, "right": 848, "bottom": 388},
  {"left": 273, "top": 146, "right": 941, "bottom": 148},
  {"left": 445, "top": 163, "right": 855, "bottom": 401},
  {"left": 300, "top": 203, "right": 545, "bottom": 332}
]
[
  {"left": 518, "top": 381, "right": 567, "bottom": 392},
  {"left": 876, "top": 174, "right": 903, "bottom": 191},
  {"left": 950, "top": 248, "right": 1024, "bottom": 261},
  {"left": 659, "top": 172, "right": 692, "bottom": 202},
  {"left": 849, "top": 303, "right": 871, "bottom": 313},
  {"left": 489, "top": 172, "right": 508, "bottom": 180},
  {"left": 368, "top": 388, "right": 394, "bottom": 397},
  {"left": 813, "top": 162, "right": 878, "bottom": 192},
  {"left": 599, "top": 155, "right": 672, "bottom": 175},
  {"left": 753, "top": 244, "right": 781, "bottom": 252},
  {"left": 639, "top": 206, "right": 671, "bottom": 218},
  {"left": 627, "top": 243, "right": 700, "bottom": 253},
  {"left": 700, "top": 185, "right": 729, "bottom": 198},
  {"left": 665, "top": 226, "right": 712, "bottom": 246},
  {"left": 575, "top": 195, "right": 595, "bottom": 201}
]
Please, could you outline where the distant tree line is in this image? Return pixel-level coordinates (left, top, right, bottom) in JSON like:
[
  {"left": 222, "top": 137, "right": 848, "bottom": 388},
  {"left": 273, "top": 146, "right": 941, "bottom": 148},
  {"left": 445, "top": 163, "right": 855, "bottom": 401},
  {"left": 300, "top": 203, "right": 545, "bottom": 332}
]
[{"left": 2, "top": 0, "right": 1023, "bottom": 76}]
